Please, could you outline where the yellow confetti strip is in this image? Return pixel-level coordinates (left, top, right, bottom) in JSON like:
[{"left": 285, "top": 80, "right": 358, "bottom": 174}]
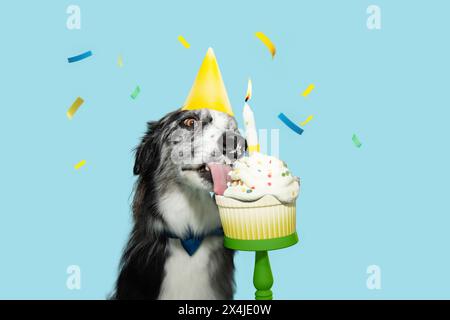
[
  {"left": 67, "top": 97, "right": 84, "bottom": 119},
  {"left": 118, "top": 55, "right": 123, "bottom": 67},
  {"left": 302, "top": 84, "right": 315, "bottom": 97},
  {"left": 178, "top": 35, "right": 190, "bottom": 48},
  {"left": 300, "top": 115, "right": 314, "bottom": 126},
  {"left": 255, "top": 32, "right": 276, "bottom": 58},
  {"left": 74, "top": 160, "right": 86, "bottom": 170}
]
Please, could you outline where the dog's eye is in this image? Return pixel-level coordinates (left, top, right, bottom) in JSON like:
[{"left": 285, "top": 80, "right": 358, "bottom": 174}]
[{"left": 182, "top": 118, "right": 197, "bottom": 128}]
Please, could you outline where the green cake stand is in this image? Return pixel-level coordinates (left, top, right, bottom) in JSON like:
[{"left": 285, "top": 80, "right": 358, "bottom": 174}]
[{"left": 224, "top": 232, "right": 299, "bottom": 300}]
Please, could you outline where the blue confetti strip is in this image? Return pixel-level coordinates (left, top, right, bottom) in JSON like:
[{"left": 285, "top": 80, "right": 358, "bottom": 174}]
[
  {"left": 67, "top": 50, "right": 93, "bottom": 63},
  {"left": 278, "top": 113, "right": 304, "bottom": 135}
]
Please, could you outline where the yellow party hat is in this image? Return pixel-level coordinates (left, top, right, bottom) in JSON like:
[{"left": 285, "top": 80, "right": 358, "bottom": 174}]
[{"left": 182, "top": 48, "right": 234, "bottom": 116}]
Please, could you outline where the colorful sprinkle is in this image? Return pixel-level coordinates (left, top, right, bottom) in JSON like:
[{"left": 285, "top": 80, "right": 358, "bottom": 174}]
[
  {"left": 268, "top": 173, "right": 272, "bottom": 178},
  {"left": 246, "top": 189, "right": 252, "bottom": 193},
  {"left": 268, "top": 182, "right": 272, "bottom": 186}
]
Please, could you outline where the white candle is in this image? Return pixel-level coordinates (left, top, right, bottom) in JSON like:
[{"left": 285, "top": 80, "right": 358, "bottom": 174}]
[{"left": 243, "top": 79, "right": 259, "bottom": 154}]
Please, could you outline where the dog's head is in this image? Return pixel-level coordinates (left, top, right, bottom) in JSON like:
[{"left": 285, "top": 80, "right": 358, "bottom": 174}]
[{"left": 133, "top": 108, "right": 246, "bottom": 193}]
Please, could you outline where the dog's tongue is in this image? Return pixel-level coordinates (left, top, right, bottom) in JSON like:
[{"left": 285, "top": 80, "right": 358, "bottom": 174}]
[{"left": 207, "top": 163, "right": 232, "bottom": 196}]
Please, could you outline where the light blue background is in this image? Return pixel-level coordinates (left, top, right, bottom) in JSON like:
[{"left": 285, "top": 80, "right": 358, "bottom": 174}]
[{"left": 1, "top": 0, "right": 449, "bottom": 299}]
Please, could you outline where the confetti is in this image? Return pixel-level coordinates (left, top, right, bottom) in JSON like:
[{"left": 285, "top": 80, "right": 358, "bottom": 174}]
[
  {"left": 74, "top": 160, "right": 86, "bottom": 170},
  {"left": 278, "top": 113, "right": 304, "bottom": 135},
  {"left": 178, "top": 35, "right": 191, "bottom": 48},
  {"left": 255, "top": 32, "right": 276, "bottom": 58},
  {"left": 67, "top": 50, "right": 92, "bottom": 63},
  {"left": 67, "top": 97, "right": 84, "bottom": 119},
  {"left": 130, "top": 86, "right": 141, "bottom": 100},
  {"left": 352, "top": 134, "right": 362, "bottom": 148},
  {"left": 118, "top": 55, "right": 123, "bottom": 67},
  {"left": 302, "top": 84, "right": 315, "bottom": 97},
  {"left": 300, "top": 115, "right": 314, "bottom": 126}
]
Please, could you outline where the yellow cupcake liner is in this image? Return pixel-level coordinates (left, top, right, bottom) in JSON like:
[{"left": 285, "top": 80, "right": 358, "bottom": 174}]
[{"left": 215, "top": 195, "right": 296, "bottom": 240}]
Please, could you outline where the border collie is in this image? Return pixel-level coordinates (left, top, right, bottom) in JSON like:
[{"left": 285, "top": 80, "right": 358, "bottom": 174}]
[{"left": 112, "top": 108, "right": 246, "bottom": 300}]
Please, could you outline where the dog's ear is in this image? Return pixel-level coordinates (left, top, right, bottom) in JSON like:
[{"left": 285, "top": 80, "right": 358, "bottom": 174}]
[
  {"left": 133, "top": 110, "right": 185, "bottom": 176},
  {"left": 133, "top": 121, "right": 162, "bottom": 176},
  {"left": 133, "top": 143, "right": 147, "bottom": 175}
]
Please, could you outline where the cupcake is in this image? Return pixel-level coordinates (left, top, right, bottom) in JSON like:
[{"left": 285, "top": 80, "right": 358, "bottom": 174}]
[{"left": 208, "top": 152, "right": 300, "bottom": 251}]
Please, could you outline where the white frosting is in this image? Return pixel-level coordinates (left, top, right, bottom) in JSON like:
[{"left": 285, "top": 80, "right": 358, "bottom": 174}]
[{"left": 223, "top": 152, "right": 300, "bottom": 203}]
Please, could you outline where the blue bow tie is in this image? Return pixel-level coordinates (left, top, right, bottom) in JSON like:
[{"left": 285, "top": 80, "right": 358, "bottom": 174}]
[{"left": 166, "top": 228, "right": 224, "bottom": 256}]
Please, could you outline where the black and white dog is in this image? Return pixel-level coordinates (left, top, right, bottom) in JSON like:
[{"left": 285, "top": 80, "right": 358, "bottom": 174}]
[{"left": 112, "top": 108, "right": 246, "bottom": 300}]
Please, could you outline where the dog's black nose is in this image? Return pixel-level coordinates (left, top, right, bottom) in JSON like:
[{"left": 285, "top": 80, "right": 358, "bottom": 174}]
[{"left": 220, "top": 131, "right": 246, "bottom": 161}]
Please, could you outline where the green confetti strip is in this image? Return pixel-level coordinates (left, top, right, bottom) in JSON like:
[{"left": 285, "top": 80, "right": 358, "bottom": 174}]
[
  {"left": 352, "top": 134, "right": 362, "bottom": 148},
  {"left": 130, "top": 85, "right": 141, "bottom": 100}
]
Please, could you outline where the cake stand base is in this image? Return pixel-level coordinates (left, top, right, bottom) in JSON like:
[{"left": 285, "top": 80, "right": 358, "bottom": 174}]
[
  {"left": 223, "top": 232, "right": 299, "bottom": 300},
  {"left": 254, "top": 251, "right": 273, "bottom": 300}
]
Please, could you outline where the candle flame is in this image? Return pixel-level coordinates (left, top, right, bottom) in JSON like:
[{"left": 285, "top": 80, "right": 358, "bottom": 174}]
[{"left": 245, "top": 78, "right": 252, "bottom": 102}]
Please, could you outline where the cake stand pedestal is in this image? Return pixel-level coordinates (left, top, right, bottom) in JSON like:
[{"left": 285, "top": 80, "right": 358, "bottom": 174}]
[{"left": 224, "top": 232, "right": 299, "bottom": 300}]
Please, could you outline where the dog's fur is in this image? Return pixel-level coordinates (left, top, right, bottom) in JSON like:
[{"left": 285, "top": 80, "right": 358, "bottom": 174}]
[{"left": 112, "top": 108, "right": 245, "bottom": 300}]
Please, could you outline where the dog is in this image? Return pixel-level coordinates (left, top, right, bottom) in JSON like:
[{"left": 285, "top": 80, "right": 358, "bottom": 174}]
[{"left": 112, "top": 108, "right": 246, "bottom": 300}]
